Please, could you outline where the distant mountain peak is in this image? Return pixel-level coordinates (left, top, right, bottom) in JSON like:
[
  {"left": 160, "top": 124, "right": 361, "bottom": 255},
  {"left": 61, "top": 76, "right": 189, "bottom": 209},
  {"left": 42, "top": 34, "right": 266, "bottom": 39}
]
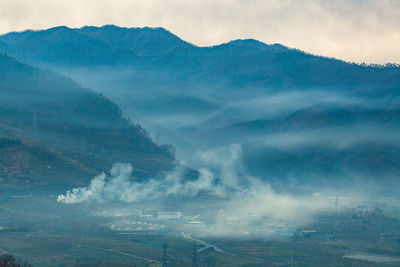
[
  {"left": 226, "top": 38, "right": 268, "bottom": 46},
  {"left": 76, "top": 24, "right": 190, "bottom": 43},
  {"left": 46, "top": 25, "right": 71, "bottom": 31},
  {"left": 32, "top": 25, "right": 86, "bottom": 40},
  {"left": 75, "top": 24, "right": 193, "bottom": 57},
  {"left": 211, "top": 38, "right": 291, "bottom": 55}
]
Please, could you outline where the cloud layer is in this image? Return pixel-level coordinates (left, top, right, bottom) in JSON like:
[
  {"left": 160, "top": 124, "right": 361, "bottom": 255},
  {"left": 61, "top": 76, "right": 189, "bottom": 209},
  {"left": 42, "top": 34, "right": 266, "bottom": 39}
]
[{"left": 0, "top": 0, "right": 399, "bottom": 63}]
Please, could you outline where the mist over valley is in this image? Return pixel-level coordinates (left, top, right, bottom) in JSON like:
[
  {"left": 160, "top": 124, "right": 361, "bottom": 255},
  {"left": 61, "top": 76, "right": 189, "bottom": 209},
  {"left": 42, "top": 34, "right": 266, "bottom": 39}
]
[{"left": 0, "top": 25, "right": 400, "bottom": 266}]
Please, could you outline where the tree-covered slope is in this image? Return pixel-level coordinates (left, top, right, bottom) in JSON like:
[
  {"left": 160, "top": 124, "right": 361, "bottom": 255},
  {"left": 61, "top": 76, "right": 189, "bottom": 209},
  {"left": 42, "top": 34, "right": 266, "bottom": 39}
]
[{"left": 0, "top": 53, "right": 174, "bottom": 187}]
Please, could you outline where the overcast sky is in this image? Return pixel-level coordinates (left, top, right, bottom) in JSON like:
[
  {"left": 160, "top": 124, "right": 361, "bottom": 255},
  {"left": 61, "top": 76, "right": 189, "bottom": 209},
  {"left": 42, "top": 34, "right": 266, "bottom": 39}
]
[{"left": 0, "top": 0, "right": 399, "bottom": 64}]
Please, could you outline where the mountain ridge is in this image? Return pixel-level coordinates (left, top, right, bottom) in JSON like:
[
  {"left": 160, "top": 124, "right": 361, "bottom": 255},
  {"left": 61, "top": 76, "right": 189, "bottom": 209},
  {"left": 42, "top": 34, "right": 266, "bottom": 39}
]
[
  {"left": 1, "top": 25, "right": 399, "bottom": 94},
  {"left": 2, "top": 25, "right": 399, "bottom": 65}
]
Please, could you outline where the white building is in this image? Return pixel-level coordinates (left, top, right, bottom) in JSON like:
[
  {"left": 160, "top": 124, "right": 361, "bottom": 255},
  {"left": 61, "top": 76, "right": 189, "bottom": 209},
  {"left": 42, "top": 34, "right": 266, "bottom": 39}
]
[{"left": 157, "top": 211, "right": 182, "bottom": 219}]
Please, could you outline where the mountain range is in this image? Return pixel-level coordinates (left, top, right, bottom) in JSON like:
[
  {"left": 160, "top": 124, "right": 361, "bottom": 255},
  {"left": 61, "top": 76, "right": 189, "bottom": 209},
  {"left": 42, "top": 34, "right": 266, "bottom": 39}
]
[
  {"left": 0, "top": 25, "right": 399, "bottom": 93},
  {"left": 1, "top": 25, "right": 400, "bottom": 188}
]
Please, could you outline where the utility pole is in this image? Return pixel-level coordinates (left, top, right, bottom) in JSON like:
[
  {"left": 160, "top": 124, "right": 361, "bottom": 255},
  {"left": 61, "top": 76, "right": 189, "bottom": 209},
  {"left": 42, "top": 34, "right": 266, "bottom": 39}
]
[
  {"left": 162, "top": 241, "right": 168, "bottom": 267},
  {"left": 335, "top": 193, "right": 338, "bottom": 217},
  {"left": 192, "top": 243, "right": 198, "bottom": 267},
  {"left": 32, "top": 113, "right": 38, "bottom": 136}
]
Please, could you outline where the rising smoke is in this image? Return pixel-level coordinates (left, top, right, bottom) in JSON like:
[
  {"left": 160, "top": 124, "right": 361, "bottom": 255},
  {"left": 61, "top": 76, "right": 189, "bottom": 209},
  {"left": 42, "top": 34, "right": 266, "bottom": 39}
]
[
  {"left": 57, "top": 162, "right": 226, "bottom": 204},
  {"left": 57, "top": 145, "right": 366, "bottom": 238}
]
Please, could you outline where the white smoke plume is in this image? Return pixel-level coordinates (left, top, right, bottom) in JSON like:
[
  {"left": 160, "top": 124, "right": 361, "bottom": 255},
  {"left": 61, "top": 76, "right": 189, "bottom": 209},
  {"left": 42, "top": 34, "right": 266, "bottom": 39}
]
[
  {"left": 57, "top": 163, "right": 226, "bottom": 204},
  {"left": 57, "top": 145, "right": 368, "bottom": 238},
  {"left": 194, "top": 144, "right": 246, "bottom": 189}
]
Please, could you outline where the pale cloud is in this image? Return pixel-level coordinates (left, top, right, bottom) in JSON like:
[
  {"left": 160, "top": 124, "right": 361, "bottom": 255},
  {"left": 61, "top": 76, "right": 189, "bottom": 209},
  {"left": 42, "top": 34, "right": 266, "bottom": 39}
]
[{"left": 0, "top": 0, "right": 399, "bottom": 63}]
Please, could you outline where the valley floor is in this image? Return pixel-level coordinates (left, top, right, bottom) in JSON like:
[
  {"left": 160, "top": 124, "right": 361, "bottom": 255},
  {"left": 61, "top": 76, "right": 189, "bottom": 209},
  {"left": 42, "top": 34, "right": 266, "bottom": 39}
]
[{"left": 1, "top": 194, "right": 400, "bottom": 267}]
